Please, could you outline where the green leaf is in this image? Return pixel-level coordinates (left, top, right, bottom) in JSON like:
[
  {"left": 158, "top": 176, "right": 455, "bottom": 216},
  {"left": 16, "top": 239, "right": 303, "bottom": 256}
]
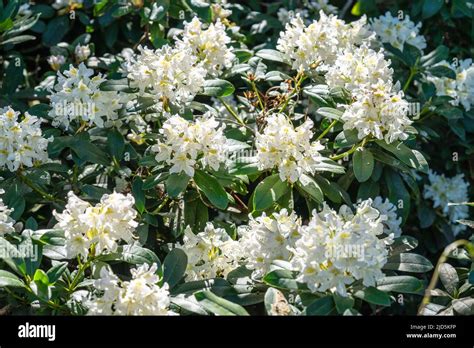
[
  {"left": 253, "top": 174, "right": 290, "bottom": 211},
  {"left": 132, "top": 177, "right": 146, "bottom": 214},
  {"left": 187, "top": 0, "right": 212, "bottom": 22},
  {"left": 333, "top": 293, "right": 354, "bottom": 314},
  {"left": 384, "top": 253, "right": 434, "bottom": 273},
  {"left": 46, "top": 262, "right": 68, "bottom": 284},
  {"left": 316, "top": 107, "right": 344, "bottom": 120},
  {"left": 0, "top": 270, "right": 24, "bottom": 288},
  {"left": 262, "top": 269, "right": 307, "bottom": 291},
  {"left": 452, "top": 298, "right": 474, "bottom": 315},
  {"left": 384, "top": 169, "right": 411, "bottom": 223},
  {"left": 422, "top": 0, "right": 444, "bottom": 18},
  {"left": 194, "top": 170, "right": 228, "bottom": 210},
  {"left": 427, "top": 65, "right": 456, "bottom": 79},
  {"left": 421, "top": 46, "right": 449, "bottom": 67},
  {"left": 354, "top": 287, "right": 391, "bottom": 306},
  {"left": 334, "top": 129, "right": 359, "bottom": 149},
  {"left": 376, "top": 141, "right": 428, "bottom": 173},
  {"left": 166, "top": 172, "right": 190, "bottom": 198},
  {"left": 389, "top": 236, "right": 419, "bottom": 255},
  {"left": 439, "top": 263, "right": 459, "bottom": 295},
  {"left": 417, "top": 201, "right": 436, "bottom": 228},
  {"left": 195, "top": 290, "right": 249, "bottom": 316},
  {"left": 296, "top": 174, "right": 324, "bottom": 203},
  {"left": 163, "top": 248, "right": 188, "bottom": 289},
  {"left": 202, "top": 79, "right": 235, "bottom": 97},
  {"left": 33, "top": 269, "right": 49, "bottom": 286},
  {"left": 256, "top": 49, "right": 286, "bottom": 63},
  {"left": 376, "top": 276, "right": 424, "bottom": 294},
  {"left": 306, "top": 296, "right": 335, "bottom": 315},
  {"left": 119, "top": 244, "right": 160, "bottom": 266},
  {"left": 353, "top": 148, "right": 374, "bottom": 182},
  {"left": 42, "top": 15, "right": 69, "bottom": 46},
  {"left": 107, "top": 129, "right": 125, "bottom": 160},
  {"left": 99, "top": 78, "right": 136, "bottom": 93}
]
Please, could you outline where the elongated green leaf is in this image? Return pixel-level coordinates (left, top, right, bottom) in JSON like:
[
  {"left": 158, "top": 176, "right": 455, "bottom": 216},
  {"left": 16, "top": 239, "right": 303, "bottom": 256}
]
[
  {"left": 195, "top": 290, "right": 249, "bottom": 316},
  {"left": 194, "top": 170, "right": 228, "bottom": 210},
  {"left": 166, "top": 172, "right": 190, "bottom": 198},
  {"left": 306, "top": 296, "right": 336, "bottom": 315},
  {"left": 253, "top": 174, "right": 290, "bottom": 211},
  {"left": 376, "top": 276, "right": 424, "bottom": 294},
  {"left": 202, "top": 79, "right": 235, "bottom": 97},
  {"left": 384, "top": 253, "right": 434, "bottom": 273},
  {"left": 263, "top": 269, "right": 307, "bottom": 291},
  {"left": 256, "top": 49, "right": 286, "bottom": 63},
  {"left": 354, "top": 287, "right": 391, "bottom": 306},
  {"left": 296, "top": 174, "right": 323, "bottom": 203},
  {"left": 163, "top": 248, "right": 188, "bottom": 289},
  {"left": 353, "top": 148, "right": 374, "bottom": 182},
  {"left": 316, "top": 107, "right": 343, "bottom": 120},
  {"left": 0, "top": 270, "right": 24, "bottom": 288}
]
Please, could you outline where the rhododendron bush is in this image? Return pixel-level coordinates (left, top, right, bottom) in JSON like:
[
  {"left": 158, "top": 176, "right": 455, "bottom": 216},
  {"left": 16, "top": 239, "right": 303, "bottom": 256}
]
[{"left": 0, "top": 0, "right": 473, "bottom": 317}]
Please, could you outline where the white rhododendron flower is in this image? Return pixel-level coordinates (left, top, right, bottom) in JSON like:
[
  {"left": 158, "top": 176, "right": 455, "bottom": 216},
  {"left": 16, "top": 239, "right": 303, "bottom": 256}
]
[
  {"left": 341, "top": 89, "right": 412, "bottom": 143},
  {"left": 326, "top": 45, "right": 412, "bottom": 143},
  {"left": 277, "top": 11, "right": 373, "bottom": 72},
  {"left": 290, "top": 200, "right": 394, "bottom": 296},
  {"left": 86, "top": 263, "right": 175, "bottom": 315},
  {"left": 176, "top": 17, "right": 235, "bottom": 77},
  {"left": 49, "top": 63, "right": 127, "bottom": 129},
  {"left": 151, "top": 113, "right": 228, "bottom": 178},
  {"left": 238, "top": 209, "right": 301, "bottom": 278},
  {"left": 47, "top": 55, "right": 66, "bottom": 71},
  {"left": 370, "top": 196, "right": 402, "bottom": 237},
  {"left": 423, "top": 170, "right": 470, "bottom": 235},
  {"left": 53, "top": 191, "right": 138, "bottom": 258},
  {"left": 74, "top": 44, "right": 91, "bottom": 62},
  {"left": 256, "top": 113, "right": 326, "bottom": 183},
  {"left": 325, "top": 44, "right": 393, "bottom": 94},
  {"left": 127, "top": 45, "right": 207, "bottom": 104},
  {"left": 426, "top": 59, "right": 474, "bottom": 111},
  {"left": 0, "top": 189, "right": 15, "bottom": 235},
  {"left": 0, "top": 106, "right": 52, "bottom": 172},
  {"left": 178, "top": 223, "right": 241, "bottom": 280},
  {"left": 370, "top": 11, "right": 427, "bottom": 52}
]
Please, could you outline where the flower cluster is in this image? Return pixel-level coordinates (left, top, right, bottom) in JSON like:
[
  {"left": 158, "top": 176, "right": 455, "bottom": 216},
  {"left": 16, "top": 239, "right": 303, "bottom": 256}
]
[
  {"left": 426, "top": 59, "right": 474, "bottom": 111},
  {"left": 151, "top": 114, "right": 228, "bottom": 178},
  {"left": 86, "top": 263, "right": 174, "bottom": 315},
  {"left": 53, "top": 191, "right": 138, "bottom": 259},
  {"left": 423, "top": 170, "right": 470, "bottom": 235},
  {"left": 176, "top": 17, "right": 235, "bottom": 77},
  {"left": 127, "top": 45, "right": 206, "bottom": 105},
  {"left": 48, "top": 63, "right": 127, "bottom": 129},
  {"left": 255, "top": 113, "right": 326, "bottom": 183},
  {"left": 238, "top": 209, "right": 301, "bottom": 278},
  {"left": 178, "top": 223, "right": 241, "bottom": 280},
  {"left": 277, "top": 11, "right": 372, "bottom": 72},
  {"left": 0, "top": 107, "right": 52, "bottom": 172},
  {"left": 0, "top": 189, "right": 15, "bottom": 235},
  {"left": 326, "top": 44, "right": 412, "bottom": 143},
  {"left": 370, "top": 11, "right": 427, "bottom": 52},
  {"left": 291, "top": 200, "right": 394, "bottom": 296}
]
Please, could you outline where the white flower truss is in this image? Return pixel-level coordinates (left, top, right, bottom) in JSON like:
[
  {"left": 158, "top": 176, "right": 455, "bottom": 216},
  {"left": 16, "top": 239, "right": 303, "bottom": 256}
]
[
  {"left": 423, "top": 170, "right": 470, "bottom": 235},
  {"left": 48, "top": 63, "right": 127, "bottom": 129},
  {"left": 176, "top": 17, "right": 235, "bottom": 77},
  {"left": 178, "top": 223, "right": 241, "bottom": 280},
  {"left": 290, "top": 200, "right": 394, "bottom": 296},
  {"left": 238, "top": 209, "right": 302, "bottom": 278},
  {"left": 151, "top": 113, "right": 228, "bottom": 178},
  {"left": 53, "top": 191, "right": 138, "bottom": 259},
  {"left": 127, "top": 44, "right": 207, "bottom": 105},
  {"left": 326, "top": 45, "right": 413, "bottom": 143},
  {"left": 370, "top": 11, "right": 427, "bottom": 52},
  {"left": 0, "top": 106, "right": 52, "bottom": 172},
  {"left": 276, "top": 11, "right": 373, "bottom": 72},
  {"left": 0, "top": 189, "right": 15, "bottom": 235},
  {"left": 426, "top": 59, "right": 474, "bottom": 111},
  {"left": 86, "top": 263, "right": 175, "bottom": 315},
  {"left": 256, "top": 113, "right": 327, "bottom": 183}
]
